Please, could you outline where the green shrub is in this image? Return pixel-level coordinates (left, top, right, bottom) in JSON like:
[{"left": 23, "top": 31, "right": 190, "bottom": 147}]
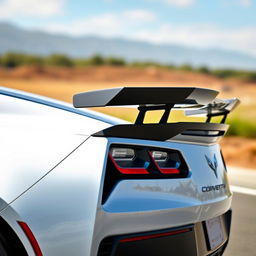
[
  {"left": 105, "top": 57, "right": 126, "bottom": 66},
  {"left": 226, "top": 118, "right": 256, "bottom": 138},
  {"left": 74, "top": 59, "right": 90, "bottom": 67},
  {"left": 165, "top": 64, "right": 175, "bottom": 69},
  {"left": 212, "top": 69, "right": 236, "bottom": 79},
  {"left": 197, "top": 66, "right": 210, "bottom": 74},
  {"left": 130, "top": 61, "right": 161, "bottom": 68},
  {"left": 0, "top": 52, "right": 27, "bottom": 68},
  {"left": 235, "top": 71, "right": 256, "bottom": 82},
  {"left": 87, "top": 55, "right": 105, "bottom": 65},
  {"left": 179, "top": 64, "right": 193, "bottom": 71},
  {"left": 25, "top": 55, "right": 44, "bottom": 65},
  {"left": 46, "top": 54, "right": 74, "bottom": 67},
  {"left": 211, "top": 69, "right": 256, "bottom": 82}
]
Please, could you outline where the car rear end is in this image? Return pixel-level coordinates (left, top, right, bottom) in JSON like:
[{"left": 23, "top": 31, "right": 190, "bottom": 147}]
[
  {"left": 90, "top": 138, "right": 231, "bottom": 256},
  {"left": 73, "top": 87, "right": 238, "bottom": 256},
  {"left": 0, "top": 86, "right": 238, "bottom": 256}
]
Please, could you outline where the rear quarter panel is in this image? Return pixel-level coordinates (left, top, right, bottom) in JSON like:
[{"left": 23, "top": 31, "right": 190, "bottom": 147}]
[{"left": 7, "top": 137, "right": 108, "bottom": 256}]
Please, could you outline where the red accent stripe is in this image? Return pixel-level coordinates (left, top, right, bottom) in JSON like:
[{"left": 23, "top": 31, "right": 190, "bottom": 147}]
[
  {"left": 108, "top": 153, "right": 149, "bottom": 174},
  {"left": 157, "top": 168, "right": 180, "bottom": 174},
  {"left": 120, "top": 228, "right": 191, "bottom": 243},
  {"left": 18, "top": 221, "right": 43, "bottom": 256},
  {"left": 116, "top": 168, "right": 149, "bottom": 174},
  {"left": 148, "top": 152, "right": 180, "bottom": 174}
]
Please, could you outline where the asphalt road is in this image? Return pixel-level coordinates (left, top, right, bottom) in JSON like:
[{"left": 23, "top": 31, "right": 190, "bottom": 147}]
[{"left": 224, "top": 166, "right": 256, "bottom": 256}]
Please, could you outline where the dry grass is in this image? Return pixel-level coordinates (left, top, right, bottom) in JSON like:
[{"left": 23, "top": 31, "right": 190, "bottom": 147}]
[{"left": 220, "top": 137, "right": 256, "bottom": 169}]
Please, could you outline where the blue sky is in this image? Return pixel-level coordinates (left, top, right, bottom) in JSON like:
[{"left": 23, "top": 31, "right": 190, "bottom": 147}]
[{"left": 0, "top": 0, "right": 256, "bottom": 56}]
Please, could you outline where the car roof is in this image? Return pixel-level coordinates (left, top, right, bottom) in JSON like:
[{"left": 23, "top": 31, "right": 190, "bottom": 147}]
[{"left": 0, "top": 86, "right": 124, "bottom": 126}]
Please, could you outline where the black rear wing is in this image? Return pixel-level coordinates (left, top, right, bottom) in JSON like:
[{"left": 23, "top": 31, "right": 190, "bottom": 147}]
[
  {"left": 73, "top": 87, "right": 218, "bottom": 108},
  {"left": 73, "top": 87, "right": 239, "bottom": 142},
  {"left": 185, "top": 98, "right": 240, "bottom": 123}
]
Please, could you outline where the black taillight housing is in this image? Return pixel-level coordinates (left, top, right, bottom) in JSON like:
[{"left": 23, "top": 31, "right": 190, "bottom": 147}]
[{"left": 102, "top": 145, "right": 189, "bottom": 204}]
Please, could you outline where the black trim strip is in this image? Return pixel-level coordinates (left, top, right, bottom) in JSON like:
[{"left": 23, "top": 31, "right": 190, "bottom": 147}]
[
  {"left": 93, "top": 122, "right": 228, "bottom": 141},
  {"left": 98, "top": 225, "right": 196, "bottom": 256}
]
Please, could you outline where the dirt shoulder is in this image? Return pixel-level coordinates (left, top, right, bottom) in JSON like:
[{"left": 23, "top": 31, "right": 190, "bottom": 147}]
[{"left": 221, "top": 137, "right": 256, "bottom": 170}]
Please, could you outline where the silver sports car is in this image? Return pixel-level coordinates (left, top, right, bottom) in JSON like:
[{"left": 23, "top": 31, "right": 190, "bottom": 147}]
[{"left": 0, "top": 86, "right": 239, "bottom": 256}]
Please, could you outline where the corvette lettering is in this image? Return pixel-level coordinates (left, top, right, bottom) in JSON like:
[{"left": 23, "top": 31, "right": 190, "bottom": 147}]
[{"left": 202, "top": 184, "right": 226, "bottom": 192}]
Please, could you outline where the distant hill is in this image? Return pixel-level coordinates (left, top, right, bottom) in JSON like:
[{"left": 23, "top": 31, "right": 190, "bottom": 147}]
[{"left": 1, "top": 22, "right": 256, "bottom": 70}]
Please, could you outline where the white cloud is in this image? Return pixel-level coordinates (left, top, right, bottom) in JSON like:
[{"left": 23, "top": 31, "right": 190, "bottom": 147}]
[
  {"left": 223, "top": 0, "right": 253, "bottom": 8},
  {"left": 238, "top": 0, "right": 252, "bottom": 7},
  {"left": 35, "top": 10, "right": 256, "bottom": 57},
  {"left": 45, "top": 14, "right": 121, "bottom": 36},
  {"left": 164, "top": 0, "right": 195, "bottom": 7},
  {"left": 147, "top": 0, "right": 195, "bottom": 7},
  {"left": 123, "top": 10, "right": 157, "bottom": 22},
  {"left": 0, "top": 0, "right": 65, "bottom": 18},
  {"left": 43, "top": 10, "right": 157, "bottom": 37},
  {"left": 133, "top": 24, "right": 256, "bottom": 56}
]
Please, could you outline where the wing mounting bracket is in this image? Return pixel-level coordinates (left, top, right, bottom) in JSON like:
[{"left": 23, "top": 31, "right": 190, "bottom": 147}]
[{"left": 135, "top": 104, "right": 174, "bottom": 125}]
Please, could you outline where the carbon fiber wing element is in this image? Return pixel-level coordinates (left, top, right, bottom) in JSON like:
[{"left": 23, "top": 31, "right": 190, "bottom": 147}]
[{"left": 73, "top": 87, "right": 219, "bottom": 107}]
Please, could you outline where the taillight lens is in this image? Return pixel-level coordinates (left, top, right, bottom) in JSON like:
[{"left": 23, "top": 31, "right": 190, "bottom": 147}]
[
  {"left": 150, "top": 150, "right": 181, "bottom": 174},
  {"left": 102, "top": 145, "right": 189, "bottom": 203},
  {"left": 108, "top": 145, "right": 188, "bottom": 176},
  {"left": 108, "top": 153, "right": 149, "bottom": 174},
  {"left": 109, "top": 147, "right": 150, "bottom": 174},
  {"left": 151, "top": 151, "right": 168, "bottom": 161},
  {"left": 110, "top": 148, "right": 135, "bottom": 160}
]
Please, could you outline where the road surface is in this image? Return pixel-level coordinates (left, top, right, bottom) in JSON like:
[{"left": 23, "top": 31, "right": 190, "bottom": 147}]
[{"left": 224, "top": 166, "right": 256, "bottom": 256}]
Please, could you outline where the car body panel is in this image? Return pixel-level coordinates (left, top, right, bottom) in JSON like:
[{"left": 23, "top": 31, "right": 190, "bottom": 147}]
[
  {"left": 0, "top": 126, "right": 88, "bottom": 209},
  {"left": 91, "top": 138, "right": 232, "bottom": 255},
  {"left": 0, "top": 89, "right": 117, "bottom": 208},
  {"left": 0, "top": 87, "right": 234, "bottom": 256},
  {"left": 8, "top": 136, "right": 108, "bottom": 256},
  {"left": 6, "top": 136, "right": 232, "bottom": 256},
  {"left": 0, "top": 86, "right": 123, "bottom": 127}
]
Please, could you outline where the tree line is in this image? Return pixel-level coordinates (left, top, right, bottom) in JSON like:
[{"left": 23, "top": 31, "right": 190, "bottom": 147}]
[{"left": 0, "top": 52, "right": 256, "bottom": 82}]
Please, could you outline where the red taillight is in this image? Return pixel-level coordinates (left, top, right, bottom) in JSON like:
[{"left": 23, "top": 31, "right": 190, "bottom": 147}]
[
  {"left": 155, "top": 167, "right": 180, "bottom": 174},
  {"left": 149, "top": 152, "right": 180, "bottom": 174},
  {"left": 103, "top": 145, "right": 189, "bottom": 203},
  {"left": 109, "top": 146, "right": 184, "bottom": 176},
  {"left": 18, "top": 221, "right": 43, "bottom": 256},
  {"left": 108, "top": 153, "right": 149, "bottom": 174},
  {"left": 120, "top": 228, "right": 191, "bottom": 243}
]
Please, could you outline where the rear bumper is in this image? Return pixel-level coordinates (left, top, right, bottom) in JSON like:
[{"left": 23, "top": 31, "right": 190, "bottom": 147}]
[{"left": 98, "top": 210, "right": 231, "bottom": 256}]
